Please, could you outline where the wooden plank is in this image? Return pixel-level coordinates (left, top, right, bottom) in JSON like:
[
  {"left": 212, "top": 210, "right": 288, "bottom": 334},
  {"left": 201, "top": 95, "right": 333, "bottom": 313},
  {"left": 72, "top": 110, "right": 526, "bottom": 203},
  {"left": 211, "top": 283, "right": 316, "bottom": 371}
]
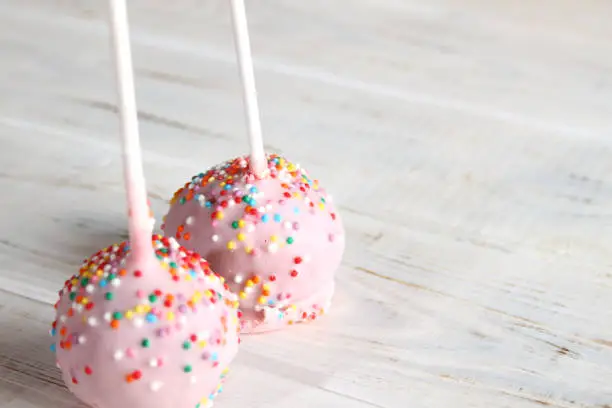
[{"left": 0, "top": 0, "right": 611, "bottom": 407}]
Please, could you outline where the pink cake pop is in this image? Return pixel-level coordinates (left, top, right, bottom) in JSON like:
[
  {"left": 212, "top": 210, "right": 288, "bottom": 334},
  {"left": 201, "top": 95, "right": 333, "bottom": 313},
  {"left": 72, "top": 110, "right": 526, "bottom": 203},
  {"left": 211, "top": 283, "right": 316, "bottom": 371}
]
[
  {"left": 162, "top": 1, "right": 344, "bottom": 333},
  {"left": 50, "top": 1, "right": 239, "bottom": 407}
]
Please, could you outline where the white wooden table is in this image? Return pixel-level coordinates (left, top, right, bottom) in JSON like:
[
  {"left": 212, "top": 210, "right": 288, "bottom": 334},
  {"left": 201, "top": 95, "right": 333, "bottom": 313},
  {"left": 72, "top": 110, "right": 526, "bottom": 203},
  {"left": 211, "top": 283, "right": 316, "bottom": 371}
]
[{"left": 1, "top": 1, "right": 611, "bottom": 407}]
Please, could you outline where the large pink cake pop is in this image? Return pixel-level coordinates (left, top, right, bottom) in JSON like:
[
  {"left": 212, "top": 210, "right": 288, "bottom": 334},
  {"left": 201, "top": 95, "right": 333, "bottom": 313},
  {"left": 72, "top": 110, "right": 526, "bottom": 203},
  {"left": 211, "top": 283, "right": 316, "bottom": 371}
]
[
  {"left": 50, "top": 1, "right": 240, "bottom": 406},
  {"left": 51, "top": 235, "right": 240, "bottom": 408},
  {"left": 162, "top": 154, "right": 345, "bottom": 333}
]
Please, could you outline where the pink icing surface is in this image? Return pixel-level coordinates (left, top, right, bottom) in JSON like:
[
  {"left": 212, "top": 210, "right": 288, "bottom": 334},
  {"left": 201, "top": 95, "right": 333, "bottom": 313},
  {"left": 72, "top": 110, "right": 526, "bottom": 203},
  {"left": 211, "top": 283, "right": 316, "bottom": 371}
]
[
  {"left": 51, "top": 235, "right": 240, "bottom": 408},
  {"left": 162, "top": 154, "right": 345, "bottom": 333}
]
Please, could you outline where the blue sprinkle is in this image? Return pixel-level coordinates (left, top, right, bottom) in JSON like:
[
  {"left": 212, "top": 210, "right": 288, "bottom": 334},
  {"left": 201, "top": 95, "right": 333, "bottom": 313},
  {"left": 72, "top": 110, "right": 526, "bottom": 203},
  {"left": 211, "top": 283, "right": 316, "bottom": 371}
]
[
  {"left": 261, "top": 214, "right": 269, "bottom": 223},
  {"left": 293, "top": 207, "right": 300, "bottom": 214},
  {"left": 205, "top": 201, "right": 212, "bottom": 208},
  {"left": 146, "top": 313, "right": 158, "bottom": 324},
  {"left": 211, "top": 352, "right": 219, "bottom": 362},
  {"left": 99, "top": 280, "right": 108, "bottom": 288},
  {"left": 50, "top": 343, "right": 56, "bottom": 352},
  {"left": 249, "top": 186, "right": 258, "bottom": 194},
  {"left": 189, "top": 270, "right": 198, "bottom": 279},
  {"left": 50, "top": 328, "right": 56, "bottom": 337},
  {"left": 224, "top": 184, "right": 232, "bottom": 190},
  {"left": 273, "top": 214, "right": 282, "bottom": 222}
]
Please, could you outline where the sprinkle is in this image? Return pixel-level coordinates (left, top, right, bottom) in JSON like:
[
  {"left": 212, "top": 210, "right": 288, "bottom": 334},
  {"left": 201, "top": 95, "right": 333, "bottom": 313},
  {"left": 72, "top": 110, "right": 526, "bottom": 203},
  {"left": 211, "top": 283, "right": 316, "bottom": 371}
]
[
  {"left": 184, "top": 365, "right": 193, "bottom": 373},
  {"left": 150, "top": 381, "right": 163, "bottom": 392},
  {"left": 141, "top": 338, "right": 151, "bottom": 348},
  {"left": 114, "top": 350, "right": 124, "bottom": 360}
]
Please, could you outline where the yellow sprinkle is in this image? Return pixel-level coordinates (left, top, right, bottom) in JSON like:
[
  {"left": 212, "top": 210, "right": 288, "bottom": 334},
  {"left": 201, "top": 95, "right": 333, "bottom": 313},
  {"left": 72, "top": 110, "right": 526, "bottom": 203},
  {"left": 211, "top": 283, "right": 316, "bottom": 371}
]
[
  {"left": 270, "top": 235, "right": 278, "bottom": 243},
  {"left": 125, "top": 310, "right": 134, "bottom": 320},
  {"left": 237, "top": 233, "right": 246, "bottom": 241},
  {"left": 167, "top": 311, "right": 175, "bottom": 321},
  {"left": 245, "top": 246, "right": 253, "bottom": 254},
  {"left": 239, "top": 291, "right": 247, "bottom": 299},
  {"left": 258, "top": 296, "right": 266, "bottom": 304},
  {"left": 238, "top": 219, "right": 246, "bottom": 228},
  {"left": 245, "top": 280, "right": 254, "bottom": 288},
  {"left": 215, "top": 212, "right": 224, "bottom": 220},
  {"left": 135, "top": 305, "right": 146, "bottom": 314},
  {"left": 81, "top": 298, "right": 89, "bottom": 305},
  {"left": 198, "top": 340, "right": 207, "bottom": 348},
  {"left": 262, "top": 284, "right": 270, "bottom": 291},
  {"left": 227, "top": 240, "right": 236, "bottom": 250},
  {"left": 204, "top": 290, "right": 212, "bottom": 298},
  {"left": 287, "top": 163, "right": 296, "bottom": 171},
  {"left": 318, "top": 202, "right": 325, "bottom": 210},
  {"left": 220, "top": 182, "right": 226, "bottom": 187}
]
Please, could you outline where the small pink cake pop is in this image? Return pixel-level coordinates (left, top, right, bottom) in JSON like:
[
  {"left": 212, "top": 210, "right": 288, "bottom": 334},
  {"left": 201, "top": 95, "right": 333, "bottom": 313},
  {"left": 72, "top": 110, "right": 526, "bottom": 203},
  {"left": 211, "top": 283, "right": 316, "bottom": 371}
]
[
  {"left": 50, "top": 1, "right": 240, "bottom": 407},
  {"left": 162, "top": 154, "right": 345, "bottom": 333},
  {"left": 163, "top": 1, "right": 344, "bottom": 333}
]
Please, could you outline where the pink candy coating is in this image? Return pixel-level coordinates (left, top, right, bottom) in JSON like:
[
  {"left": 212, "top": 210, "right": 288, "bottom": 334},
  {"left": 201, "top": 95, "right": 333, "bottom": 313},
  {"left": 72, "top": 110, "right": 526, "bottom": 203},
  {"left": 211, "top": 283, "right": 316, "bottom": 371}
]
[
  {"left": 162, "top": 154, "right": 345, "bottom": 333},
  {"left": 51, "top": 235, "right": 240, "bottom": 408}
]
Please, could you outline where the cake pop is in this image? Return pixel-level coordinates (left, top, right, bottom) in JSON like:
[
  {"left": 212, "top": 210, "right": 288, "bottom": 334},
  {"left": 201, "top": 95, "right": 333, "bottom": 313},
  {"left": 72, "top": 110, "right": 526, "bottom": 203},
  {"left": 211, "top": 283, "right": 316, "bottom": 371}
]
[
  {"left": 162, "top": 0, "right": 345, "bottom": 333},
  {"left": 50, "top": 1, "right": 239, "bottom": 407}
]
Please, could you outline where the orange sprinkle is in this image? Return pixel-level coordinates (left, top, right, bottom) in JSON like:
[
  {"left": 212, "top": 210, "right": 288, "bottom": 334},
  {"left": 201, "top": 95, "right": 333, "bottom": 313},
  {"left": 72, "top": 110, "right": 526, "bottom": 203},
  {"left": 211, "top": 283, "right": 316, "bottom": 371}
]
[{"left": 110, "top": 320, "right": 120, "bottom": 329}]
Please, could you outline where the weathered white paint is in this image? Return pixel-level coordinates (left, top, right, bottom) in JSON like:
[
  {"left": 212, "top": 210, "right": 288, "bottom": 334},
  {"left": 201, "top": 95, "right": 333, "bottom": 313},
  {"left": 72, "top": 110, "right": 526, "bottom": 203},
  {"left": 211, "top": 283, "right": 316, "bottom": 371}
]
[{"left": 0, "top": 1, "right": 611, "bottom": 407}]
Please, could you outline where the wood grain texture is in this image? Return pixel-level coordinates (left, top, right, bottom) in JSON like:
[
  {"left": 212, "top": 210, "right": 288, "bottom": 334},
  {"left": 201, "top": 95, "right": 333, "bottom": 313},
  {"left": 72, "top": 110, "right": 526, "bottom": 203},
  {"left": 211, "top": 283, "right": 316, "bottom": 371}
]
[{"left": 0, "top": 0, "right": 611, "bottom": 407}]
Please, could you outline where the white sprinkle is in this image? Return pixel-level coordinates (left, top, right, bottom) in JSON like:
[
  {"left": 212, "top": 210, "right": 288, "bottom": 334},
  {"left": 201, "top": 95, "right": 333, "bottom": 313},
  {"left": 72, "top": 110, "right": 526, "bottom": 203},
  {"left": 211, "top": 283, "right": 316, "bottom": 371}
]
[
  {"left": 268, "top": 243, "right": 278, "bottom": 253},
  {"left": 284, "top": 221, "right": 292, "bottom": 229},
  {"left": 247, "top": 224, "right": 255, "bottom": 233},
  {"left": 133, "top": 318, "right": 144, "bottom": 328},
  {"left": 87, "top": 317, "right": 98, "bottom": 326},
  {"left": 149, "top": 358, "right": 158, "bottom": 367},
  {"left": 169, "top": 237, "right": 181, "bottom": 251},
  {"left": 59, "top": 315, "right": 67, "bottom": 323},
  {"left": 198, "top": 330, "right": 210, "bottom": 340},
  {"left": 111, "top": 278, "right": 120, "bottom": 287},
  {"left": 179, "top": 315, "right": 188, "bottom": 325},
  {"left": 186, "top": 216, "right": 195, "bottom": 225},
  {"left": 266, "top": 204, "right": 273, "bottom": 210},
  {"left": 211, "top": 235, "right": 219, "bottom": 242},
  {"left": 78, "top": 335, "right": 86, "bottom": 344},
  {"left": 150, "top": 381, "right": 163, "bottom": 392},
  {"left": 75, "top": 304, "right": 84, "bottom": 313},
  {"left": 85, "top": 284, "right": 95, "bottom": 293},
  {"left": 258, "top": 206, "right": 266, "bottom": 213},
  {"left": 114, "top": 350, "right": 124, "bottom": 361},
  {"left": 104, "top": 264, "right": 112, "bottom": 272},
  {"left": 234, "top": 275, "right": 243, "bottom": 284},
  {"left": 190, "top": 376, "right": 197, "bottom": 384},
  {"left": 110, "top": 254, "right": 116, "bottom": 261},
  {"left": 103, "top": 312, "right": 112, "bottom": 322}
]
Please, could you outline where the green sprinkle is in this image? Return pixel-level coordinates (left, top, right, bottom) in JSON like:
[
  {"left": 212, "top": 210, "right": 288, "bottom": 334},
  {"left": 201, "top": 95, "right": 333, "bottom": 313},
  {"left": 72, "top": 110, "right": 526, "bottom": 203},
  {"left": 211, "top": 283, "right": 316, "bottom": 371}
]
[
  {"left": 286, "top": 237, "right": 294, "bottom": 244},
  {"left": 180, "top": 197, "right": 186, "bottom": 205},
  {"left": 169, "top": 261, "right": 178, "bottom": 269},
  {"left": 182, "top": 341, "right": 191, "bottom": 350},
  {"left": 80, "top": 278, "right": 89, "bottom": 287},
  {"left": 69, "top": 292, "right": 77, "bottom": 301},
  {"left": 183, "top": 365, "right": 192, "bottom": 373},
  {"left": 112, "top": 311, "right": 122, "bottom": 320},
  {"left": 149, "top": 294, "right": 157, "bottom": 303},
  {"left": 231, "top": 221, "right": 239, "bottom": 229},
  {"left": 104, "top": 292, "right": 113, "bottom": 301},
  {"left": 141, "top": 338, "right": 150, "bottom": 348}
]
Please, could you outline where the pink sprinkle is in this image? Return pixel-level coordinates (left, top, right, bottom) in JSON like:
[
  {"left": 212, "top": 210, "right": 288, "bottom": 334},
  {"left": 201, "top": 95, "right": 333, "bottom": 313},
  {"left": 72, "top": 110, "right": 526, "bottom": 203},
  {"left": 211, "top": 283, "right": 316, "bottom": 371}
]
[
  {"left": 126, "top": 348, "right": 135, "bottom": 358},
  {"left": 211, "top": 221, "right": 218, "bottom": 227},
  {"left": 250, "top": 248, "right": 260, "bottom": 257},
  {"left": 278, "top": 199, "right": 286, "bottom": 205},
  {"left": 136, "top": 290, "right": 145, "bottom": 298},
  {"left": 328, "top": 234, "right": 335, "bottom": 242},
  {"left": 157, "top": 358, "right": 164, "bottom": 366},
  {"left": 292, "top": 222, "right": 300, "bottom": 231}
]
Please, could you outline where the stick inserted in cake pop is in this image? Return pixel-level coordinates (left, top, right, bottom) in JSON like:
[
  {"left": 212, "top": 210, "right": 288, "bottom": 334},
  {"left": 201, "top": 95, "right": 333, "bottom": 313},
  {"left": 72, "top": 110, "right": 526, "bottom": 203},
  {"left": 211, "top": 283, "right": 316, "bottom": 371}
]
[
  {"left": 108, "top": 0, "right": 152, "bottom": 260},
  {"left": 229, "top": 0, "right": 267, "bottom": 176}
]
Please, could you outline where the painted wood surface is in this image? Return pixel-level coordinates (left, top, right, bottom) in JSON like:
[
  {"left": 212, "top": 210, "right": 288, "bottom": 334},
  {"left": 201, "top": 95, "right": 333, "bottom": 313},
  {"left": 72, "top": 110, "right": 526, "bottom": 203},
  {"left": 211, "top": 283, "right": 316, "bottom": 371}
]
[{"left": 0, "top": 1, "right": 611, "bottom": 407}]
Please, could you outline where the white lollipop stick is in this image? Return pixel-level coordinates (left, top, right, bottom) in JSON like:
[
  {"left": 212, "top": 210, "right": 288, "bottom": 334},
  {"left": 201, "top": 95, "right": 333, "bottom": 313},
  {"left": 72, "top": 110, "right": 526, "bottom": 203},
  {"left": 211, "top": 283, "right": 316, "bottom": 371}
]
[
  {"left": 229, "top": 0, "right": 267, "bottom": 176},
  {"left": 108, "top": 0, "right": 153, "bottom": 259}
]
